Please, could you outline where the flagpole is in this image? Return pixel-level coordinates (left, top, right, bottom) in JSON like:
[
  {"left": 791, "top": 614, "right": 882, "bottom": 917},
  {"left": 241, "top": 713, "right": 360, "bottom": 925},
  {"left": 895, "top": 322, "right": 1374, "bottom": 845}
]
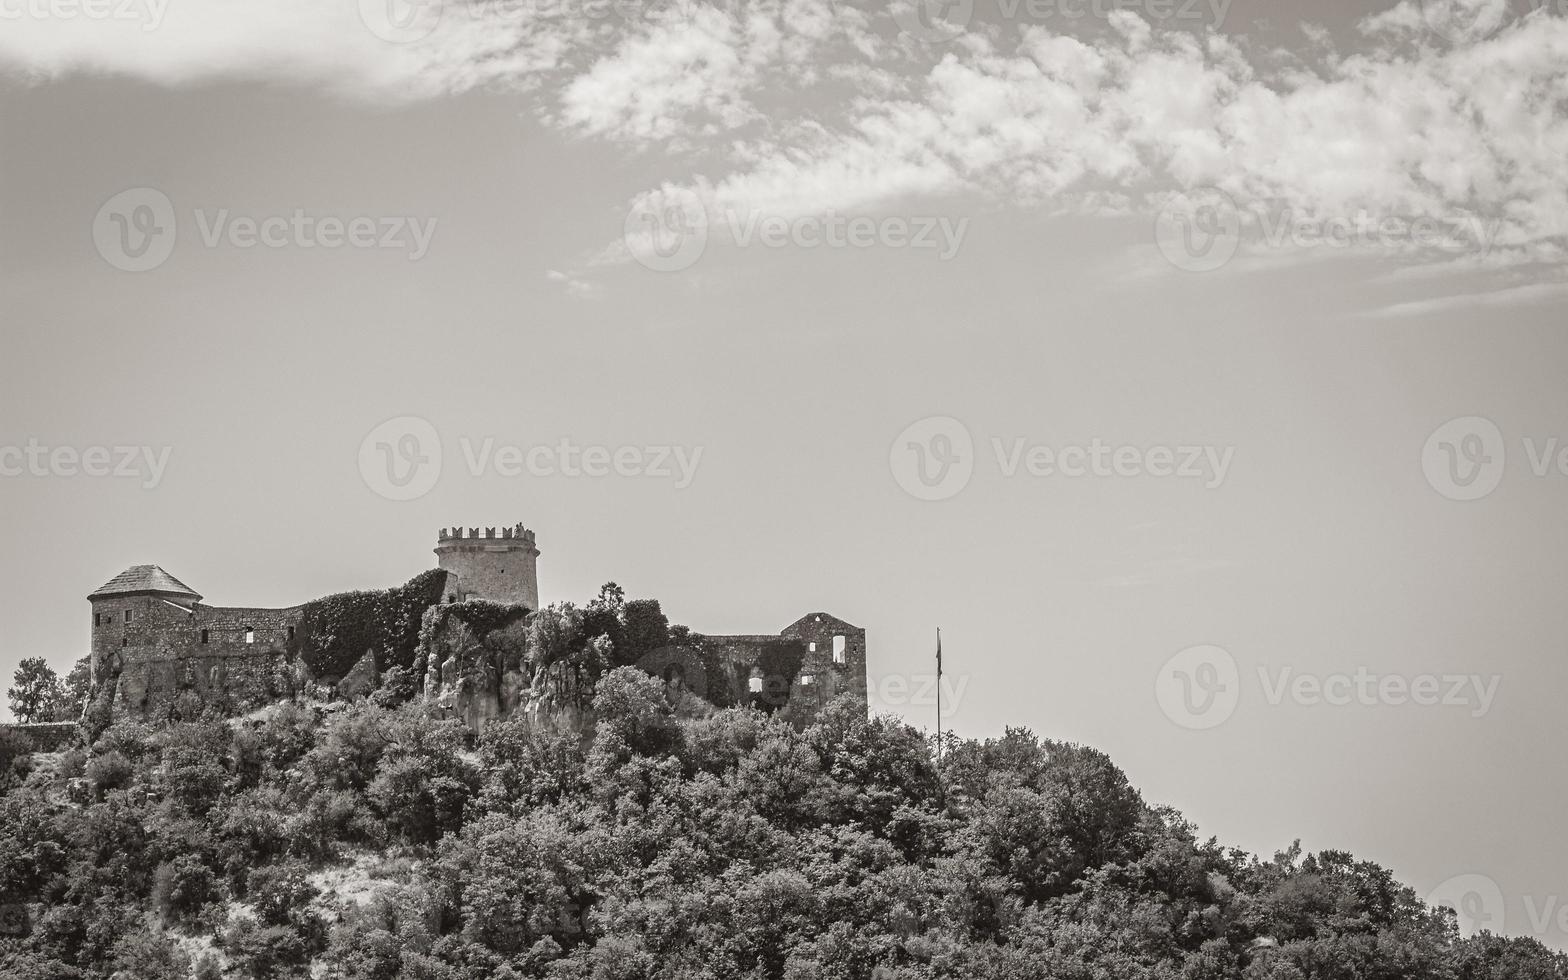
[{"left": 935, "top": 627, "right": 942, "bottom": 765}]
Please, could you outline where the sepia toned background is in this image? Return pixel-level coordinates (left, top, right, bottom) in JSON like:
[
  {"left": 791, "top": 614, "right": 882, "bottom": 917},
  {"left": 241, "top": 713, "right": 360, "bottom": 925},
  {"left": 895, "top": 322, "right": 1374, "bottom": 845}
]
[{"left": 3, "top": 0, "right": 1566, "bottom": 948}]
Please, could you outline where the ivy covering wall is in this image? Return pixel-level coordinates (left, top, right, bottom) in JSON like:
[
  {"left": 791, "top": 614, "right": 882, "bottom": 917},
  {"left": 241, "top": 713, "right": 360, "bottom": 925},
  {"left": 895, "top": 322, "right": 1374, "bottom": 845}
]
[{"left": 290, "top": 569, "right": 449, "bottom": 680}]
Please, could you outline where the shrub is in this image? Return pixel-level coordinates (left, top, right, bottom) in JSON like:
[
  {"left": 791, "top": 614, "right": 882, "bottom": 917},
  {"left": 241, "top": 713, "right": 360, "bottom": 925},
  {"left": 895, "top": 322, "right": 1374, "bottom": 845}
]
[
  {"left": 152, "top": 855, "right": 218, "bottom": 924},
  {"left": 247, "top": 862, "right": 319, "bottom": 928},
  {"left": 223, "top": 919, "right": 313, "bottom": 980},
  {"left": 110, "top": 924, "right": 192, "bottom": 979},
  {"left": 84, "top": 750, "right": 134, "bottom": 792},
  {"left": 57, "top": 748, "right": 87, "bottom": 780}
]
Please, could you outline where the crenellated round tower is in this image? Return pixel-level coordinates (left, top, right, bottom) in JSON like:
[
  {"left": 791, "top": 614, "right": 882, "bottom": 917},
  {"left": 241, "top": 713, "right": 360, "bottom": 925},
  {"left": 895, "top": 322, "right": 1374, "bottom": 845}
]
[{"left": 434, "top": 524, "right": 540, "bottom": 610}]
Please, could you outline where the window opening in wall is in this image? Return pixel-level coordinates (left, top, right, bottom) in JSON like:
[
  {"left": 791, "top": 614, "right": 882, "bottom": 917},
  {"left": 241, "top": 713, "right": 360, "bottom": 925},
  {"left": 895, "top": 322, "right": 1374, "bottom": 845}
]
[
  {"left": 244, "top": 628, "right": 255, "bottom": 645},
  {"left": 833, "top": 635, "right": 847, "bottom": 664},
  {"left": 201, "top": 630, "right": 209, "bottom": 644}
]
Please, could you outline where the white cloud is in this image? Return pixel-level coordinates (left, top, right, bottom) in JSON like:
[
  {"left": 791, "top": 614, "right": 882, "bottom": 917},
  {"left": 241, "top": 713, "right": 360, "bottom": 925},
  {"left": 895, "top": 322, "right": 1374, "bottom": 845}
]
[
  {"left": 3, "top": 0, "right": 1565, "bottom": 295},
  {"left": 554, "top": 6, "right": 755, "bottom": 142}
]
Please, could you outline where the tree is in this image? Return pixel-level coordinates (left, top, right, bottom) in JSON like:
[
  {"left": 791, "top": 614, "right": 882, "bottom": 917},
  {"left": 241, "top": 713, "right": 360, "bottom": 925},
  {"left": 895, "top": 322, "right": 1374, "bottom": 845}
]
[
  {"left": 56, "top": 656, "right": 91, "bottom": 721},
  {"left": 528, "top": 603, "right": 586, "bottom": 674},
  {"left": 583, "top": 585, "right": 626, "bottom": 667},
  {"left": 595, "top": 582, "right": 625, "bottom": 609},
  {"left": 8, "top": 657, "right": 64, "bottom": 723},
  {"left": 618, "top": 600, "right": 670, "bottom": 668}
]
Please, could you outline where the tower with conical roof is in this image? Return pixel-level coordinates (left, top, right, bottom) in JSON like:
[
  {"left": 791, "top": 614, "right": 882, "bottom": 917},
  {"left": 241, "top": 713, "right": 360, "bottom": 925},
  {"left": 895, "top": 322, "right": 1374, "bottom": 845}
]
[{"left": 87, "top": 564, "right": 205, "bottom": 692}]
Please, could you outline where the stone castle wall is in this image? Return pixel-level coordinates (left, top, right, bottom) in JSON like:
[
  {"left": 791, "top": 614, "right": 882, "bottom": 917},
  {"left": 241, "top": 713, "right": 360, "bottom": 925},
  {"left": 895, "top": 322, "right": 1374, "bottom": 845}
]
[
  {"left": 781, "top": 614, "right": 869, "bottom": 719},
  {"left": 703, "top": 614, "right": 868, "bottom": 719},
  {"left": 90, "top": 594, "right": 303, "bottom": 720},
  {"left": 0, "top": 722, "right": 79, "bottom": 753}
]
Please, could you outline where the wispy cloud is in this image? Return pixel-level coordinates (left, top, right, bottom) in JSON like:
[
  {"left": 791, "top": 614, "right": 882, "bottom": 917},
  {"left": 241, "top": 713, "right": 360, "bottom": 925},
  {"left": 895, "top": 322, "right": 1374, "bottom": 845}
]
[
  {"left": 5, "top": 0, "right": 1566, "bottom": 297},
  {"left": 1363, "top": 280, "right": 1568, "bottom": 318}
]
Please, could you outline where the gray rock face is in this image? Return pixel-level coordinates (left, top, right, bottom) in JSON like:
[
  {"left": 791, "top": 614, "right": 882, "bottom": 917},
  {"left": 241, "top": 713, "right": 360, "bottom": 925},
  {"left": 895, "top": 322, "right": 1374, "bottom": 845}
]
[{"left": 420, "top": 611, "right": 530, "bottom": 735}]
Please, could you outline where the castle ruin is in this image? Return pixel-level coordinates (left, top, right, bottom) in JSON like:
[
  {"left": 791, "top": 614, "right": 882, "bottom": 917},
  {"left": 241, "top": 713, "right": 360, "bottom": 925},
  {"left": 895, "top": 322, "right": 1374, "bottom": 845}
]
[{"left": 85, "top": 525, "right": 867, "bottom": 727}]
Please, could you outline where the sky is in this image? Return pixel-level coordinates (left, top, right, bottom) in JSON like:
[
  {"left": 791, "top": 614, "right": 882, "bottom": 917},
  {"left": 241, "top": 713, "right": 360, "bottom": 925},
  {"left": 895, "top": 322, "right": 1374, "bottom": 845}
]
[{"left": 3, "top": 0, "right": 1568, "bottom": 950}]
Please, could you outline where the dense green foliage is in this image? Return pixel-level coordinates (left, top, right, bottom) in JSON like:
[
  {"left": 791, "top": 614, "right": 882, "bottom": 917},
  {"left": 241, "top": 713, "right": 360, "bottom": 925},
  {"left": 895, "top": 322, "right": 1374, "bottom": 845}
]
[
  {"left": 0, "top": 667, "right": 1561, "bottom": 980},
  {"left": 415, "top": 600, "right": 532, "bottom": 680},
  {"left": 293, "top": 570, "right": 449, "bottom": 679}
]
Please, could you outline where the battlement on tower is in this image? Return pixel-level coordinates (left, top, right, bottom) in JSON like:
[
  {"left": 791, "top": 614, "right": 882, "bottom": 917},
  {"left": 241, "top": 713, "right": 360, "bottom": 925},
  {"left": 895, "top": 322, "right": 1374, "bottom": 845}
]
[
  {"left": 437, "top": 524, "right": 536, "bottom": 546},
  {"left": 434, "top": 522, "right": 540, "bottom": 609}
]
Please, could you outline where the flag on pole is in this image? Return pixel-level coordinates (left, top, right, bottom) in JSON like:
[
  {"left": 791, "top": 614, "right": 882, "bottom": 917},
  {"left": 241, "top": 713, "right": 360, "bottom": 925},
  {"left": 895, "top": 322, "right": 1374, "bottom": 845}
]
[{"left": 935, "top": 627, "right": 943, "bottom": 763}]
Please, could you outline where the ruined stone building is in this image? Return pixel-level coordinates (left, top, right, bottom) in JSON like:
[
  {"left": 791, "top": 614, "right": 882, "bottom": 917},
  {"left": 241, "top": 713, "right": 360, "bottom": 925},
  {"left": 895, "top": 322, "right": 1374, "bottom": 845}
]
[{"left": 86, "top": 524, "right": 867, "bottom": 726}]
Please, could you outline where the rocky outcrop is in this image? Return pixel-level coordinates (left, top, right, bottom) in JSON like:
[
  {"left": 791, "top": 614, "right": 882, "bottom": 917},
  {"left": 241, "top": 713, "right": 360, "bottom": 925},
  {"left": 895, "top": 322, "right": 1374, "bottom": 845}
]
[{"left": 418, "top": 602, "right": 530, "bottom": 735}]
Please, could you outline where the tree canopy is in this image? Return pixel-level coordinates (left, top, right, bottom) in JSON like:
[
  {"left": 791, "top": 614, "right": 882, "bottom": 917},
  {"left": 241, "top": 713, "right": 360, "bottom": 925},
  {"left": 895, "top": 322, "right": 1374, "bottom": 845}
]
[{"left": 0, "top": 666, "right": 1560, "bottom": 980}]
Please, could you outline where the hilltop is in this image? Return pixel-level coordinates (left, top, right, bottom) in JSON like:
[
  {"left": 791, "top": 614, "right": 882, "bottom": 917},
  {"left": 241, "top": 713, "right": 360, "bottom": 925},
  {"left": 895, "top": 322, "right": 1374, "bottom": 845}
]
[{"left": 0, "top": 666, "right": 1562, "bottom": 980}]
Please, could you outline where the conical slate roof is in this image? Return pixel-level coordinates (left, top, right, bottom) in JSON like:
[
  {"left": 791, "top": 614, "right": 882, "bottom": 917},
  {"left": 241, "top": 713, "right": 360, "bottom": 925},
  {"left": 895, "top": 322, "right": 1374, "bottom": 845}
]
[{"left": 89, "top": 565, "right": 203, "bottom": 602}]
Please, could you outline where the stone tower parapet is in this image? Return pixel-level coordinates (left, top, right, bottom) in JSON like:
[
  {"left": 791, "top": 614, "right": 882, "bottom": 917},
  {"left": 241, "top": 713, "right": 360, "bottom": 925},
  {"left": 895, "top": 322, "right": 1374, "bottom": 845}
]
[{"left": 434, "top": 523, "right": 540, "bottom": 610}]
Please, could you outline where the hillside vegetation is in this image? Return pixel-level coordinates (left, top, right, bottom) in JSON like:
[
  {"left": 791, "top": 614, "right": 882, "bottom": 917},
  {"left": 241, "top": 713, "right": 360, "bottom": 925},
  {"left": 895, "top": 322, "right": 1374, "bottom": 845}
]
[{"left": 0, "top": 667, "right": 1561, "bottom": 980}]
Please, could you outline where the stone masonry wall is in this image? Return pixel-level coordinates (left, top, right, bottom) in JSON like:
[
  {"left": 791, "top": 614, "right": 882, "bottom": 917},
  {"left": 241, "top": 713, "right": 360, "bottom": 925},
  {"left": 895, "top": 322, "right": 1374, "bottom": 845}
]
[
  {"left": 780, "top": 614, "right": 869, "bottom": 721},
  {"left": 678, "top": 615, "right": 867, "bottom": 721},
  {"left": 0, "top": 723, "right": 80, "bottom": 753},
  {"left": 90, "top": 595, "right": 303, "bottom": 720}
]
